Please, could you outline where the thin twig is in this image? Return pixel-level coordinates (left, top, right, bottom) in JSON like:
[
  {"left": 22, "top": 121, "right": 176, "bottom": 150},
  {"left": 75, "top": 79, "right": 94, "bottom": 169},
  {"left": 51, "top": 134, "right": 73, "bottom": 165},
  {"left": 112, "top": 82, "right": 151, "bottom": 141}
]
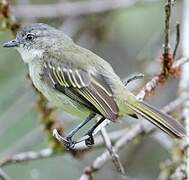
[
  {"left": 2, "top": 1, "right": 187, "bottom": 179},
  {"left": 100, "top": 127, "right": 127, "bottom": 180},
  {"left": 136, "top": 55, "right": 187, "bottom": 101},
  {"left": 179, "top": 0, "right": 189, "bottom": 178},
  {"left": 79, "top": 95, "right": 189, "bottom": 180},
  {"left": 164, "top": 0, "right": 172, "bottom": 55},
  {"left": 0, "top": 148, "right": 53, "bottom": 167},
  {"left": 2, "top": 93, "right": 187, "bottom": 168},
  {"left": 162, "top": 95, "right": 189, "bottom": 114},
  {"left": 136, "top": 76, "right": 160, "bottom": 100},
  {"left": 161, "top": 0, "right": 177, "bottom": 79},
  {"left": 78, "top": 13, "right": 189, "bottom": 174},
  {"left": 0, "top": 97, "right": 189, "bottom": 172},
  {"left": 172, "top": 57, "right": 189, "bottom": 69},
  {"left": 79, "top": 123, "right": 149, "bottom": 180},
  {"left": 0, "top": 168, "right": 11, "bottom": 180},
  {"left": 173, "top": 22, "right": 180, "bottom": 58},
  {"left": 0, "top": 128, "right": 134, "bottom": 167},
  {"left": 99, "top": 73, "right": 143, "bottom": 179}
]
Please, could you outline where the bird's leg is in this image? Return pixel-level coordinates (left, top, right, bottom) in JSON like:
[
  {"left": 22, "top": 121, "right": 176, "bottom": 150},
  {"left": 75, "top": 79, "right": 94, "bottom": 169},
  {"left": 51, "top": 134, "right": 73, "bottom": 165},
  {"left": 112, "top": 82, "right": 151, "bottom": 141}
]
[
  {"left": 84, "top": 117, "right": 106, "bottom": 146},
  {"left": 64, "top": 113, "right": 96, "bottom": 149}
]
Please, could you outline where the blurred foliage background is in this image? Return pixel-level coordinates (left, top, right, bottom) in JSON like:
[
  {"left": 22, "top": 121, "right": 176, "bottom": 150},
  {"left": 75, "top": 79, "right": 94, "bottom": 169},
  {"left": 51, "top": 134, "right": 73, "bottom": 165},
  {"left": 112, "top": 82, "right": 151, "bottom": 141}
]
[{"left": 0, "top": 0, "right": 185, "bottom": 179}]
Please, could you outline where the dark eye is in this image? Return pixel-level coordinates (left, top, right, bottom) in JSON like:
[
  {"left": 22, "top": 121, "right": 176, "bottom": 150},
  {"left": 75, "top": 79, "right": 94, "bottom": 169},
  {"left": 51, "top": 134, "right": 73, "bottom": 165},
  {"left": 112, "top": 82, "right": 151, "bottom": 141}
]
[{"left": 26, "top": 33, "right": 35, "bottom": 41}]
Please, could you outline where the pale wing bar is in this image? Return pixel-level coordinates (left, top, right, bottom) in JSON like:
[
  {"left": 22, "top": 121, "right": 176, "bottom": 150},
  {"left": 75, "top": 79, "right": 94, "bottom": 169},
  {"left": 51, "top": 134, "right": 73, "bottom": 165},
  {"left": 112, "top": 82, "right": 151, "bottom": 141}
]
[{"left": 42, "top": 60, "right": 119, "bottom": 121}]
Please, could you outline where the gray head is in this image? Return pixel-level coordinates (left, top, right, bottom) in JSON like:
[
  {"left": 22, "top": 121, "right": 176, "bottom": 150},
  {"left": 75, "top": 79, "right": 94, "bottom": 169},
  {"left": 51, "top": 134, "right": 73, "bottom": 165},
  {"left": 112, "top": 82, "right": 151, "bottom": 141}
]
[{"left": 3, "top": 23, "right": 72, "bottom": 63}]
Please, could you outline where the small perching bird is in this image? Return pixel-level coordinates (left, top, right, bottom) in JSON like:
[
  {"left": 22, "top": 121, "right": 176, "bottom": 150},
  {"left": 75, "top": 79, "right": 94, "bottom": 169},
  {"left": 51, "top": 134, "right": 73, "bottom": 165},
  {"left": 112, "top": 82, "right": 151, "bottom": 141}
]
[{"left": 3, "top": 23, "right": 186, "bottom": 149}]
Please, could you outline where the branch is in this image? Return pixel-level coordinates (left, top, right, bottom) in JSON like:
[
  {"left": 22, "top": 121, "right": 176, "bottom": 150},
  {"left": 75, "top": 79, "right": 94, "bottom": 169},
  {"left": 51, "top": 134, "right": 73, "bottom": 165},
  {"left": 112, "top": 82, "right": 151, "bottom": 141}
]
[
  {"left": 0, "top": 168, "right": 10, "bottom": 180},
  {"left": 79, "top": 123, "right": 148, "bottom": 180},
  {"left": 0, "top": 127, "right": 134, "bottom": 167},
  {"left": 79, "top": 95, "right": 189, "bottom": 180},
  {"left": 0, "top": 148, "right": 53, "bottom": 167},
  {"left": 179, "top": 0, "right": 189, "bottom": 178},
  {"left": 78, "top": 3, "right": 189, "bottom": 173},
  {"left": 163, "top": 0, "right": 172, "bottom": 55},
  {"left": 2, "top": 1, "right": 188, "bottom": 178},
  {"left": 173, "top": 22, "right": 180, "bottom": 58},
  {"left": 162, "top": 0, "right": 189, "bottom": 178},
  {"left": 100, "top": 127, "right": 127, "bottom": 179},
  {"left": 3, "top": 93, "right": 186, "bottom": 168},
  {"left": 137, "top": 0, "right": 181, "bottom": 101},
  {"left": 172, "top": 57, "right": 189, "bottom": 69},
  {"left": 136, "top": 56, "right": 187, "bottom": 101}
]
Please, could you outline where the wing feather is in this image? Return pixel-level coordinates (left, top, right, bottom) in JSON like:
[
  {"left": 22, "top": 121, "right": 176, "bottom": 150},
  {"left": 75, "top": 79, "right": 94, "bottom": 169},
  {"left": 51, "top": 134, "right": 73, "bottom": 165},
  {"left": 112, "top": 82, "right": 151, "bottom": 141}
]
[{"left": 42, "top": 59, "right": 119, "bottom": 121}]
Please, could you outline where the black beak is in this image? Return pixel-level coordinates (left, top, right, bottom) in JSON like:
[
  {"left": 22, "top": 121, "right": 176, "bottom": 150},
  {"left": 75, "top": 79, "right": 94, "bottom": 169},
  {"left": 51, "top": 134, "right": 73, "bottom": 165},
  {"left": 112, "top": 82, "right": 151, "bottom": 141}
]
[{"left": 3, "top": 39, "right": 19, "bottom": 48}]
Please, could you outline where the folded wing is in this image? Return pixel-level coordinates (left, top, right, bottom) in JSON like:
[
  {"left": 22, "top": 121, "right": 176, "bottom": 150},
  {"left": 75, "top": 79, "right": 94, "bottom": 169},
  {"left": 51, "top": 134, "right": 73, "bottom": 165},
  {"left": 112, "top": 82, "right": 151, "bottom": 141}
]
[{"left": 41, "top": 58, "right": 119, "bottom": 121}]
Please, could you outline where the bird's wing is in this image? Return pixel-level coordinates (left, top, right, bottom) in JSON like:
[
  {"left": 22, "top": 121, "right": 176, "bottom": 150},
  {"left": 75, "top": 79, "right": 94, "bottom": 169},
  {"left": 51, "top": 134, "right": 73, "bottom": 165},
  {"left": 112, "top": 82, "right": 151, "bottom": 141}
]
[{"left": 41, "top": 56, "right": 119, "bottom": 121}]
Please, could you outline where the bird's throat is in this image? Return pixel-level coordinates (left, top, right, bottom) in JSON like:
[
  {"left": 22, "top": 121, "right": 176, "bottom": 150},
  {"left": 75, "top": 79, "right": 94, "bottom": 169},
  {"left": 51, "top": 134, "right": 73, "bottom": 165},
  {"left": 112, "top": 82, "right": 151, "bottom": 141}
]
[{"left": 16, "top": 47, "right": 44, "bottom": 63}]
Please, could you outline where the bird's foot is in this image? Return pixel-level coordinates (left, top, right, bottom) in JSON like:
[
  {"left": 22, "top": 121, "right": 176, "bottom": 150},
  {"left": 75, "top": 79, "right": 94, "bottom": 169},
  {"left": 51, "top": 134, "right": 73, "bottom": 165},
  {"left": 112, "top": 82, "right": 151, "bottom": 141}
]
[
  {"left": 53, "top": 129, "right": 76, "bottom": 150},
  {"left": 64, "top": 137, "right": 76, "bottom": 150},
  {"left": 85, "top": 134, "right": 94, "bottom": 147}
]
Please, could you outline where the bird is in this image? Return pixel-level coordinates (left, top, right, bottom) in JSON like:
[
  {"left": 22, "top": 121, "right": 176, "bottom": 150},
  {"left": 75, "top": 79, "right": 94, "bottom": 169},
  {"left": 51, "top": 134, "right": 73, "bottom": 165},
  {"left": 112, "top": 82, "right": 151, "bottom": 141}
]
[{"left": 3, "top": 23, "right": 186, "bottom": 149}]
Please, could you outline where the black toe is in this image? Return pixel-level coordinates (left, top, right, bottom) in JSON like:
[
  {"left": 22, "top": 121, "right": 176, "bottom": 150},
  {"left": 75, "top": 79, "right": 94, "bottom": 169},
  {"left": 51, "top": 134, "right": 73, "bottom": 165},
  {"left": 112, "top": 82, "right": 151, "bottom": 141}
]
[
  {"left": 85, "top": 135, "right": 94, "bottom": 146},
  {"left": 64, "top": 138, "right": 76, "bottom": 150}
]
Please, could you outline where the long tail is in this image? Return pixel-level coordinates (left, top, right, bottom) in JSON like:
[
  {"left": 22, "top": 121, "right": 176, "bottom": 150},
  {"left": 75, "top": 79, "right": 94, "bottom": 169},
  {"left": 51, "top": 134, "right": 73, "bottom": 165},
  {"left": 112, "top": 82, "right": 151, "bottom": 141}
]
[{"left": 127, "top": 100, "right": 186, "bottom": 138}]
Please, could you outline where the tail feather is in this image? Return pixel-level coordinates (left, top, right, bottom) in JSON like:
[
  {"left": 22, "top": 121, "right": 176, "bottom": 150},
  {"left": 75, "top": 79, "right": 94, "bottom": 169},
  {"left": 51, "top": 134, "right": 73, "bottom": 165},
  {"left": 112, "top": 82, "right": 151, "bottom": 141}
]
[{"left": 127, "top": 100, "right": 186, "bottom": 138}]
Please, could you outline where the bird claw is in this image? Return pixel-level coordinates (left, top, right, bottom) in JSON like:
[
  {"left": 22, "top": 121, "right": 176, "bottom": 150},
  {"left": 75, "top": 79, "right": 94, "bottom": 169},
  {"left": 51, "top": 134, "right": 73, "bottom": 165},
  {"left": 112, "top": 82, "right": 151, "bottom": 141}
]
[
  {"left": 53, "top": 129, "right": 95, "bottom": 149},
  {"left": 53, "top": 129, "right": 76, "bottom": 150},
  {"left": 85, "top": 134, "right": 94, "bottom": 146},
  {"left": 64, "top": 137, "right": 76, "bottom": 150}
]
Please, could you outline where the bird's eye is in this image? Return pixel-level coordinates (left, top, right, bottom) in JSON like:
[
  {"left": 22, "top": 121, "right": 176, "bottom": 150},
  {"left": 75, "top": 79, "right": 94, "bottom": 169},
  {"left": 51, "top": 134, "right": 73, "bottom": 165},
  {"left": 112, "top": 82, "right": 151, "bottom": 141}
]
[{"left": 26, "top": 33, "right": 35, "bottom": 41}]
